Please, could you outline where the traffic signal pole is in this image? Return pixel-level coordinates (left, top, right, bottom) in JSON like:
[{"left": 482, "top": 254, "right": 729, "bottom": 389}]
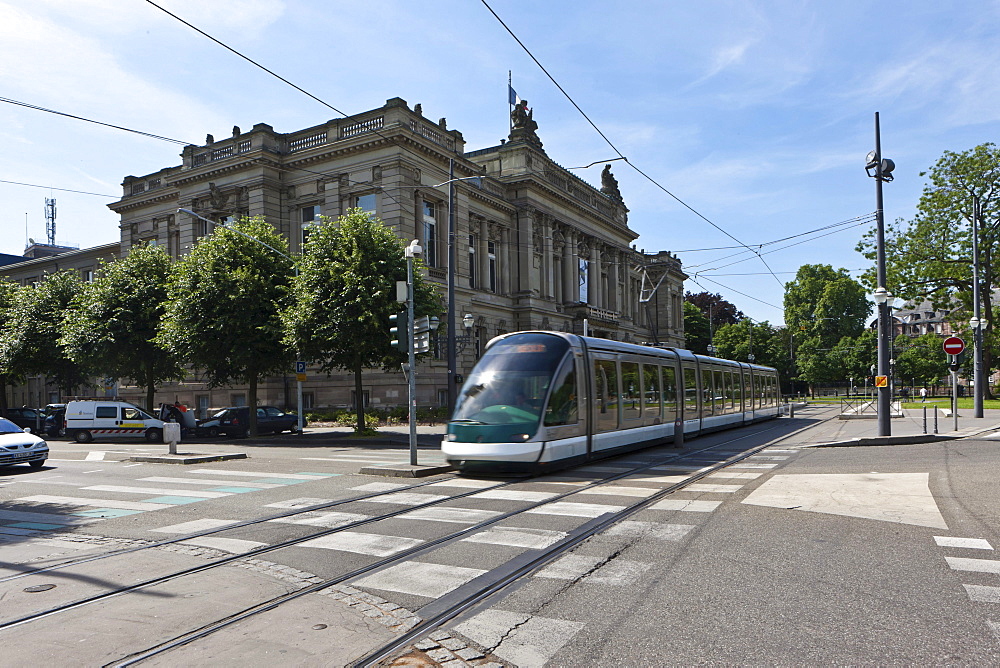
[{"left": 406, "top": 247, "right": 418, "bottom": 465}]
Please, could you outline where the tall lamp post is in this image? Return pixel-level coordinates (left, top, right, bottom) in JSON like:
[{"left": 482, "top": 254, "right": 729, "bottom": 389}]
[
  {"left": 404, "top": 239, "right": 421, "bottom": 465},
  {"left": 865, "top": 112, "right": 895, "bottom": 436},
  {"left": 970, "top": 194, "right": 986, "bottom": 418},
  {"left": 177, "top": 208, "right": 305, "bottom": 434}
]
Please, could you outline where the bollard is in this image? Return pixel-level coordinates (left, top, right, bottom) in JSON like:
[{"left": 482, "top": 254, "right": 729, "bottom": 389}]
[
  {"left": 674, "top": 420, "right": 684, "bottom": 448},
  {"left": 163, "top": 422, "right": 181, "bottom": 455},
  {"left": 934, "top": 410, "right": 938, "bottom": 434},
  {"left": 789, "top": 403, "right": 795, "bottom": 419},
  {"left": 922, "top": 406, "right": 927, "bottom": 434}
]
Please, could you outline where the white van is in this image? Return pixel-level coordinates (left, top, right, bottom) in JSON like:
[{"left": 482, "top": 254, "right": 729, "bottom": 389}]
[{"left": 65, "top": 400, "right": 165, "bottom": 443}]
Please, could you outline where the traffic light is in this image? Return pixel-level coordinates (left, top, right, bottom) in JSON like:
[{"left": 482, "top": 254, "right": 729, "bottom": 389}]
[
  {"left": 412, "top": 315, "right": 440, "bottom": 355},
  {"left": 389, "top": 311, "right": 409, "bottom": 352}
]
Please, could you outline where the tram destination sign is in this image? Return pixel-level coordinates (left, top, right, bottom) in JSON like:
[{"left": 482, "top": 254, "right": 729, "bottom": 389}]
[{"left": 943, "top": 336, "right": 965, "bottom": 355}]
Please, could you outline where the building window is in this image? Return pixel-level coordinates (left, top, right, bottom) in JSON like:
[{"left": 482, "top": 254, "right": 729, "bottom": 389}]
[
  {"left": 354, "top": 193, "right": 376, "bottom": 216},
  {"left": 423, "top": 201, "right": 438, "bottom": 267},
  {"left": 437, "top": 389, "right": 449, "bottom": 407},
  {"left": 351, "top": 390, "right": 370, "bottom": 410},
  {"left": 468, "top": 234, "right": 477, "bottom": 288},
  {"left": 81, "top": 269, "right": 94, "bottom": 282},
  {"left": 302, "top": 392, "right": 314, "bottom": 410},
  {"left": 487, "top": 240, "right": 497, "bottom": 292},
  {"left": 231, "top": 394, "right": 247, "bottom": 407},
  {"left": 301, "top": 205, "right": 318, "bottom": 247}
]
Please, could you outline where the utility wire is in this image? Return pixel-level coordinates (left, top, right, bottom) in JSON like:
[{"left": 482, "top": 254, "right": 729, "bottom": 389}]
[
  {"left": 479, "top": 0, "right": 785, "bottom": 289},
  {"left": 0, "top": 179, "right": 117, "bottom": 198},
  {"left": 0, "top": 96, "right": 190, "bottom": 145}
]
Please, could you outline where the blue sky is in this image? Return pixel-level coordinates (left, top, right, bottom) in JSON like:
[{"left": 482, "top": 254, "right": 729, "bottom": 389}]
[{"left": 2, "top": 0, "right": 999, "bottom": 325}]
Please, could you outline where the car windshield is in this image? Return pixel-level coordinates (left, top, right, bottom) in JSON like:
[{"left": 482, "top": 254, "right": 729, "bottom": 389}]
[{"left": 0, "top": 418, "right": 23, "bottom": 434}]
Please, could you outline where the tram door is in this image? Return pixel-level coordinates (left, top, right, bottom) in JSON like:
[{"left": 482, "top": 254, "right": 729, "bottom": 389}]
[{"left": 681, "top": 361, "right": 700, "bottom": 434}]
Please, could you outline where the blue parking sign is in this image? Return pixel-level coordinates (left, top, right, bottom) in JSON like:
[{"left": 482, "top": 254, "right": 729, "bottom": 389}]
[{"left": 295, "top": 361, "right": 306, "bottom": 374}]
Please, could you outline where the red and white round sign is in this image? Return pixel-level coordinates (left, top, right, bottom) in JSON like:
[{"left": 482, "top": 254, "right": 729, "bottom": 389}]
[{"left": 943, "top": 336, "right": 965, "bottom": 355}]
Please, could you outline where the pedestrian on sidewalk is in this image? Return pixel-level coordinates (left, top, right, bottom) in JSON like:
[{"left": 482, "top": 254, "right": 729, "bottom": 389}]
[{"left": 920, "top": 387, "right": 927, "bottom": 402}]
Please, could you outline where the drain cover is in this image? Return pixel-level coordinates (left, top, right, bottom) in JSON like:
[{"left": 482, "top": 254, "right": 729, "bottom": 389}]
[{"left": 24, "top": 584, "right": 56, "bottom": 593}]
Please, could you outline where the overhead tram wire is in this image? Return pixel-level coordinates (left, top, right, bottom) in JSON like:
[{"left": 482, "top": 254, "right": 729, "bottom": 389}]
[
  {"left": 0, "top": 97, "right": 191, "bottom": 145},
  {"left": 0, "top": 179, "right": 117, "bottom": 198},
  {"left": 478, "top": 0, "right": 786, "bottom": 290}
]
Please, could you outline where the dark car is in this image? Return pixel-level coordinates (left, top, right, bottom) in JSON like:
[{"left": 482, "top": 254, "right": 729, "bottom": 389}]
[
  {"left": 43, "top": 404, "right": 66, "bottom": 437},
  {"left": 217, "top": 406, "right": 304, "bottom": 437},
  {"left": 2, "top": 407, "right": 46, "bottom": 434}
]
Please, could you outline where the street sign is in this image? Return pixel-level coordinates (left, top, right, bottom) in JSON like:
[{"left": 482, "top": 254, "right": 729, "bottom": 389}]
[
  {"left": 943, "top": 336, "right": 965, "bottom": 355},
  {"left": 296, "top": 373, "right": 307, "bottom": 382},
  {"left": 875, "top": 375, "right": 888, "bottom": 388},
  {"left": 295, "top": 361, "right": 306, "bottom": 374}
]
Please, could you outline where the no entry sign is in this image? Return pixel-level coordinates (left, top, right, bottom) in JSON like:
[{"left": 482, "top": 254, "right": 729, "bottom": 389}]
[{"left": 943, "top": 336, "right": 965, "bottom": 355}]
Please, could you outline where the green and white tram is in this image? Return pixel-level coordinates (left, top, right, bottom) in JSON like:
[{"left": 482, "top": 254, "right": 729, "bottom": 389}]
[{"left": 443, "top": 331, "right": 781, "bottom": 474}]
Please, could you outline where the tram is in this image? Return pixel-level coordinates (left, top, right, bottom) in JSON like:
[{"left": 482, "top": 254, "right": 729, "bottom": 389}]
[{"left": 442, "top": 331, "right": 781, "bottom": 474}]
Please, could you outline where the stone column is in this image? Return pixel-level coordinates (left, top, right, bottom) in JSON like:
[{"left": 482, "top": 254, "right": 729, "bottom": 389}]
[
  {"left": 563, "top": 227, "right": 577, "bottom": 303},
  {"left": 607, "top": 249, "right": 619, "bottom": 313},
  {"left": 541, "top": 215, "right": 554, "bottom": 299},
  {"left": 590, "top": 243, "right": 602, "bottom": 308}
]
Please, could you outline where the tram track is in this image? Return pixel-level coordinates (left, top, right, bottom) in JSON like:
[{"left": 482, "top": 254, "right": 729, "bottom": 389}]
[{"left": 0, "top": 414, "right": 827, "bottom": 665}]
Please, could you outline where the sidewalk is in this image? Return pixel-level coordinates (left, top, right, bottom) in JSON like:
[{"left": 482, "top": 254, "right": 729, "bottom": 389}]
[{"left": 781, "top": 404, "right": 1000, "bottom": 448}]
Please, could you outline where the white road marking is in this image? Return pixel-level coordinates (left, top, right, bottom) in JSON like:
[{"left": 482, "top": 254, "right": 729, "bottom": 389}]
[
  {"left": 963, "top": 584, "right": 1000, "bottom": 603},
  {"left": 946, "top": 557, "right": 1000, "bottom": 574},
  {"left": 84, "top": 451, "right": 106, "bottom": 461},
  {"left": 526, "top": 501, "right": 624, "bottom": 518},
  {"left": 709, "top": 471, "right": 762, "bottom": 480},
  {"left": 684, "top": 483, "right": 743, "bottom": 493},
  {"left": 83, "top": 470, "right": 103, "bottom": 474},
  {"left": 17, "top": 495, "right": 170, "bottom": 511},
  {"left": 471, "top": 489, "right": 560, "bottom": 502},
  {"left": 536, "top": 554, "right": 651, "bottom": 585},
  {"left": 189, "top": 470, "right": 326, "bottom": 480},
  {"left": 123, "top": 464, "right": 144, "bottom": 468},
  {"left": 398, "top": 507, "right": 503, "bottom": 524},
  {"left": 139, "top": 477, "right": 284, "bottom": 488},
  {"left": 362, "top": 492, "right": 451, "bottom": 506},
  {"left": 622, "top": 474, "right": 689, "bottom": 484},
  {"left": 649, "top": 499, "right": 722, "bottom": 512},
  {"left": 269, "top": 511, "right": 369, "bottom": 528},
  {"left": 264, "top": 498, "right": 333, "bottom": 509},
  {"left": 743, "top": 473, "right": 948, "bottom": 529},
  {"left": 746, "top": 455, "right": 789, "bottom": 461},
  {"left": 179, "top": 537, "right": 266, "bottom": 554},
  {"left": 354, "top": 561, "right": 487, "bottom": 598},
  {"left": 934, "top": 536, "right": 994, "bottom": 550},
  {"left": 83, "top": 485, "right": 230, "bottom": 498},
  {"left": 573, "top": 486, "right": 660, "bottom": 498},
  {"left": 150, "top": 519, "right": 236, "bottom": 534},
  {"left": 462, "top": 526, "right": 567, "bottom": 549},
  {"left": 298, "top": 531, "right": 423, "bottom": 557},
  {"left": 349, "top": 482, "right": 409, "bottom": 493},
  {"left": 427, "top": 479, "right": 503, "bottom": 489},
  {"left": 16, "top": 480, "right": 84, "bottom": 486},
  {"left": 454, "top": 610, "right": 585, "bottom": 668},
  {"left": 729, "top": 463, "right": 777, "bottom": 469},
  {"left": 649, "top": 464, "right": 710, "bottom": 472},
  {"left": 603, "top": 521, "right": 695, "bottom": 541}
]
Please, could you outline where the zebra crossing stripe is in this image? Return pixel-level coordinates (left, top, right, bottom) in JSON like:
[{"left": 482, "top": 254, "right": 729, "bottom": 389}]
[
  {"left": 353, "top": 561, "right": 486, "bottom": 598},
  {"left": 934, "top": 536, "right": 994, "bottom": 550},
  {"left": 17, "top": 495, "right": 170, "bottom": 511},
  {"left": 83, "top": 485, "right": 231, "bottom": 498},
  {"left": 945, "top": 557, "right": 1000, "bottom": 574},
  {"left": 189, "top": 470, "right": 333, "bottom": 480},
  {"left": 139, "top": 477, "right": 286, "bottom": 489},
  {"left": 963, "top": 584, "right": 1000, "bottom": 603}
]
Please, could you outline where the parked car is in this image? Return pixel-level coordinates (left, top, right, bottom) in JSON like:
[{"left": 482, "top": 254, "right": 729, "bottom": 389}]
[
  {"left": 65, "top": 400, "right": 165, "bottom": 443},
  {"left": 217, "top": 406, "right": 304, "bottom": 437},
  {"left": 2, "top": 407, "right": 45, "bottom": 434},
  {"left": 195, "top": 409, "right": 228, "bottom": 438},
  {"left": 43, "top": 403, "right": 66, "bottom": 437},
  {"left": 0, "top": 417, "right": 48, "bottom": 468}
]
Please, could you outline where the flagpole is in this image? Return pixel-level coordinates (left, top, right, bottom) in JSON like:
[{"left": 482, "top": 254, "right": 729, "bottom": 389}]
[{"left": 508, "top": 70, "right": 512, "bottom": 131}]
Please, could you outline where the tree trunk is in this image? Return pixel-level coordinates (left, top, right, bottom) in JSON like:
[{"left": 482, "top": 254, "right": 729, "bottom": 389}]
[
  {"left": 248, "top": 371, "right": 258, "bottom": 437},
  {"left": 354, "top": 362, "right": 365, "bottom": 433},
  {"left": 146, "top": 362, "right": 156, "bottom": 414}
]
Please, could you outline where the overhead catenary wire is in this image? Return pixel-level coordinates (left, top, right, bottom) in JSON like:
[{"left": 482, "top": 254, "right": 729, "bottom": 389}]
[{"left": 0, "top": 179, "right": 117, "bottom": 198}]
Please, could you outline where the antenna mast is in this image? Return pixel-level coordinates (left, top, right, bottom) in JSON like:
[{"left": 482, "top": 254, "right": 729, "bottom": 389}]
[{"left": 45, "top": 198, "right": 56, "bottom": 245}]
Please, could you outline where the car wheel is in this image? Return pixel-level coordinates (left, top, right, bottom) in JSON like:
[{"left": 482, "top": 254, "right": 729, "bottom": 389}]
[
  {"left": 290, "top": 424, "right": 302, "bottom": 434},
  {"left": 207, "top": 426, "right": 219, "bottom": 438},
  {"left": 75, "top": 430, "right": 93, "bottom": 444},
  {"left": 146, "top": 428, "right": 163, "bottom": 443},
  {"left": 29, "top": 460, "right": 45, "bottom": 469}
]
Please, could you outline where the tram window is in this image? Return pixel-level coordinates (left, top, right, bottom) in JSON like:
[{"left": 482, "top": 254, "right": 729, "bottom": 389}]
[
  {"left": 544, "top": 361, "right": 578, "bottom": 426},
  {"left": 744, "top": 375, "right": 753, "bottom": 410},
  {"left": 753, "top": 375, "right": 761, "bottom": 409},
  {"left": 726, "top": 371, "right": 735, "bottom": 410},
  {"left": 621, "top": 362, "right": 641, "bottom": 421},
  {"left": 662, "top": 365, "right": 677, "bottom": 423},
  {"left": 642, "top": 363, "right": 660, "bottom": 419},
  {"left": 713, "top": 370, "right": 726, "bottom": 413},
  {"left": 595, "top": 359, "right": 619, "bottom": 431},
  {"left": 683, "top": 367, "right": 698, "bottom": 418}
]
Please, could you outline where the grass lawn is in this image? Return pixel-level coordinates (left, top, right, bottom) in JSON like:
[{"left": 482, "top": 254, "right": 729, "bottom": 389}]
[{"left": 801, "top": 396, "right": 1000, "bottom": 410}]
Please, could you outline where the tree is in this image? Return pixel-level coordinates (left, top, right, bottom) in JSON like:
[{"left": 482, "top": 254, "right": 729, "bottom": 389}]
[
  {"left": 713, "top": 319, "right": 785, "bottom": 370},
  {"left": 784, "top": 264, "right": 871, "bottom": 388},
  {"left": 0, "top": 271, "right": 89, "bottom": 399},
  {"left": 283, "top": 210, "right": 442, "bottom": 433},
  {"left": 857, "top": 143, "right": 1000, "bottom": 397},
  {"left": 682, "top": 301, "right": 710, "bottom": 353},
  {"left": 0, "top": 280, "right": 20, "bottom": 414},
  {"left": 158, "top": 217, "right": 294, "bottom": 436},
  {"left": 685, "top": 291, "right": 744, "bottom": 330},
  {"left": 894, "top": 333, "right": 949, "bottom": 390},
  {"left": 62, "top": 244, "right": 183, "bottom": 411}
]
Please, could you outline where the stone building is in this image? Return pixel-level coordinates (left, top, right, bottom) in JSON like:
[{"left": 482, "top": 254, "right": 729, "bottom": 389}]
[{"left": 3, "top": 97, "right": 686, "bottom": 416}]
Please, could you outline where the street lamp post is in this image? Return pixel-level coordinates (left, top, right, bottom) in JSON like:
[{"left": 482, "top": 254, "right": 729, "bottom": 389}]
[
  {"left": 177, "top": 208, "right": 305, "bottom": 434},
  {"left": 970, "top": 194, "right": 985, "bottom": 418},
  {"left": 866, "top": 113, "right": 895, "bottom": 436}
]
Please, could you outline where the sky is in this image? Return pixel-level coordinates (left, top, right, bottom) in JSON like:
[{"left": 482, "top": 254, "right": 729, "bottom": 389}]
[{"left": 2, "top": 0, "right": 999, "bottom": 326}]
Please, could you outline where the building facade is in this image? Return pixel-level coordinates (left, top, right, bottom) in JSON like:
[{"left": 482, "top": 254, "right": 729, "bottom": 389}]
[{"left": 3, "top": 98, "right": 686, "bottom": 416}]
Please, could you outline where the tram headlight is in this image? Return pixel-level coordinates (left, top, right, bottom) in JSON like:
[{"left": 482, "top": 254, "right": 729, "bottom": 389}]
[
  {"left": 443, "top": 434, "right": 456, "bottom": 441},
  {"left": 510, "top": 433, "right": 531, "bottom": 442}
]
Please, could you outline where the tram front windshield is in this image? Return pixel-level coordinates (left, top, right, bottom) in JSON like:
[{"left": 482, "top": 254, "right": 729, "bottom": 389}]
[{"left": 452, "top": 334, "right": 570, "bottom": 426}]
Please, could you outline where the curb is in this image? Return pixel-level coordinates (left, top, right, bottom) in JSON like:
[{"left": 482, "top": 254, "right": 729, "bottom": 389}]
[
  {"left": 358, "top": 464, "right": 455, "bottom": 478},
  {"left": 128, "top": 453, "right": 249, "bottom": 464}
]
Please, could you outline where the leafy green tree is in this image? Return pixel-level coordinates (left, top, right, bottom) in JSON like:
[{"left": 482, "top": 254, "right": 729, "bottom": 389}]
[
  {"left": 826, "top": 330, "right": 877, "bottom": 393},
  {"left": 61, "top": 244, "right": 183, "bottom": 411},
  {"left": 0, "top": 271, "right": 89, "bottom": 398},
  {"left": 683, "top": 301, "right": 710, "bottom": 353},
  {"left": 158, "top": 216, "right": 294, "bottom": 436},
  {"left": 857, "top": 143, "right": 1000, "bottom": 397},
  {"left": 685, "top": 291, "right": 744, "bottom": 332},
  {"left": 283, "top": 210, "right": 442, "bottom": 433},
  {"left": 894, "top": 333, "right": 949, "bottom": 389},
  {"left": 0, "top": 280, "right": 20, "bottom": 414},
  {"left": 784, "top": 264, "right": 871, "bottom": 388},
  {"left": 713, "top": 319, "right": 785, "bottom": 370}
]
